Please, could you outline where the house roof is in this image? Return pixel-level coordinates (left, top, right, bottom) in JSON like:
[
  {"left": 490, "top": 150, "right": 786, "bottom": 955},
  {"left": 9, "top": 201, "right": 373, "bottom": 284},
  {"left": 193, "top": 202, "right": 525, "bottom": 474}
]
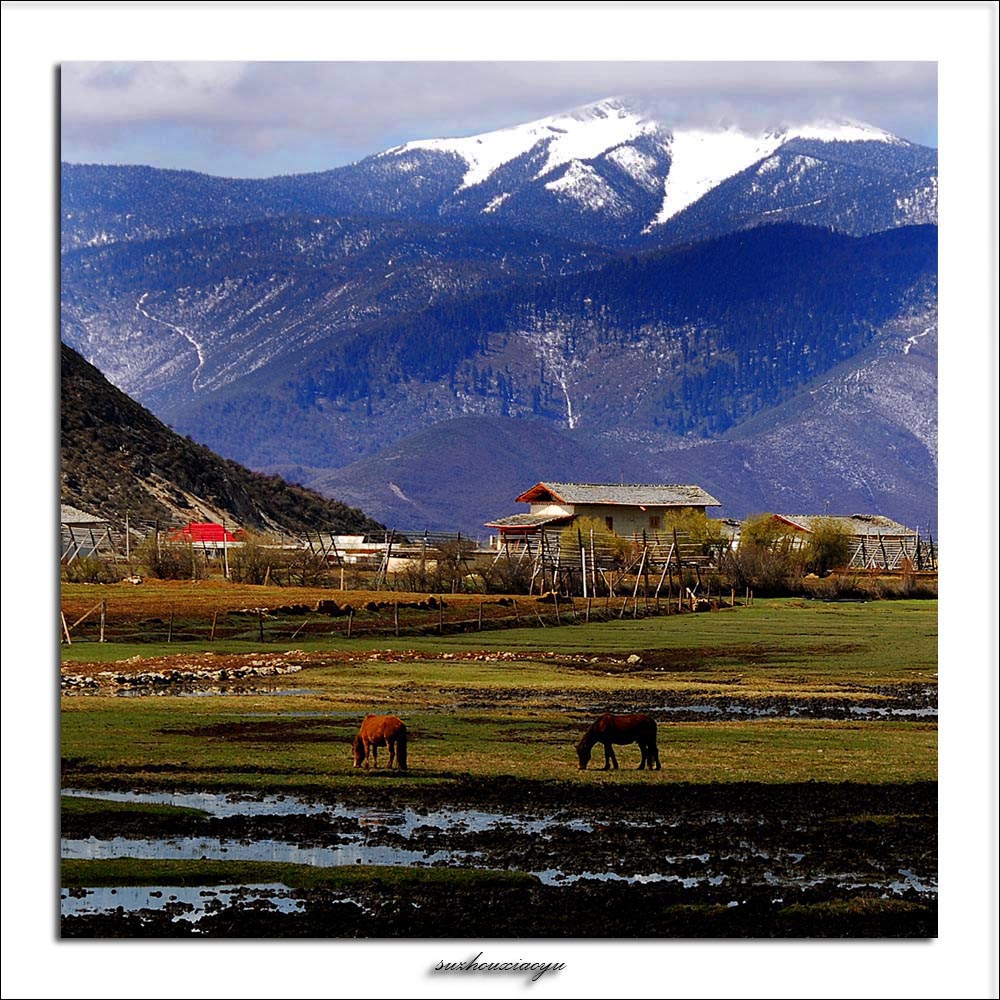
[
  {"left": 60, "top": 504, "right": 107, "bottom": 526},
  {"left": 772, "top": 514, "right": 916, "bottom": 537},
  {"left": 485, "top": 512, "right": 574, "bottom": 530},
  {"left": 515, "top": 482, "right": 721, "bottom": 507},
  {"left": 169, "top": 522, "right": 238, "bottom": 543}
]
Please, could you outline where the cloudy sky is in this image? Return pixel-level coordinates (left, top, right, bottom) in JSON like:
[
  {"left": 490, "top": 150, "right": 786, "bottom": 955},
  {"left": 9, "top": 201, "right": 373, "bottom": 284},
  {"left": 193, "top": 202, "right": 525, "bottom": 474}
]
[{"left": 61, "top": 60, "right": 937, "bottom": 179}]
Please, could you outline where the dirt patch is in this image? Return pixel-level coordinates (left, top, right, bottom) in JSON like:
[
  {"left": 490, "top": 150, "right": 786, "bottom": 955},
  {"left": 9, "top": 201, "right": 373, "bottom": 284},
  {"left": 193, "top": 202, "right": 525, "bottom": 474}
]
[
  {"left": 564, "top": 644, "right": 865, "bottom": 674},
  {"left": 164, "top": 719, "right": 350, "bottom": 744}
]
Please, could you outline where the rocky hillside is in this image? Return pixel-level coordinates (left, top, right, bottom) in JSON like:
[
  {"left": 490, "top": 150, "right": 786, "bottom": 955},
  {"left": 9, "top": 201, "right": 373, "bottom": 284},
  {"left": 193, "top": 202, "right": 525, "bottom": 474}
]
[{"left": 60, "top": 343, "right": 383, "bottom": 535}]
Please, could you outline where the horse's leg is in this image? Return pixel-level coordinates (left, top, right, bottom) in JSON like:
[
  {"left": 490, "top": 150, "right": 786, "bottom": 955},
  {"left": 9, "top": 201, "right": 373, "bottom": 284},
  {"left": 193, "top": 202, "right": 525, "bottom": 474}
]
[
  {"left": 387, "top": 738, "right": 396, "bottom": 769},
  {"left": 652, "top": 743, "right": 661, "bottom": 770},
  {"left": 606, "top": 743, "right": 618, "bottom": 770},
  {"left": 638, "top": 741, "right": 647, "bottom": 770}
]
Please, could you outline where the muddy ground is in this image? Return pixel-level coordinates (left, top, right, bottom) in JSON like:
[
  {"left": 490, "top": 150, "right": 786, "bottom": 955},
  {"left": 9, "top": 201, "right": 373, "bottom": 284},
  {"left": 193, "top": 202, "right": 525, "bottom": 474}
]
[
  {"left": 62, "top": 883, "right": 935, "bottom": 938},
  {"left": 61, "top": 780, "right": 936, "bottom": 938}
]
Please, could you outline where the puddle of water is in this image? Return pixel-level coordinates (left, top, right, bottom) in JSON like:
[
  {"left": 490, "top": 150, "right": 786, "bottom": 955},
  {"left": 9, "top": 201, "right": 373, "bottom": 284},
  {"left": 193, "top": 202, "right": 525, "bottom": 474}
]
[
  {"left": 61, "top": 790, "right": 936, "bottom": 898},
  {"left": 534, "top": 869, "right": 727, "bottom": 887},
  {"left": 646, "top": 703, "right": 936, "bottom": 719},
  {"left": 841, "top": 706, "right": 937, "bottom": 719},
  {"left": 655, "top": 705, "right": 724, "bottom": 716},
  {"left": 63, "top": 789, "right": 333, "bottom": 818},
  {"left": 62, "top": 835, "right": 465, "bottom": 868},
  {"left": 761, "top": 868, "right": 937, "bottom": 896},
  {"left": 887, "top": 870, "right": 938, "bottom": 893},
  {"left": 61, "top": 883, "right": 305, "bottom": 921},
  {"left": 61, "top": 789, "right": 594, "bottom": 834}
]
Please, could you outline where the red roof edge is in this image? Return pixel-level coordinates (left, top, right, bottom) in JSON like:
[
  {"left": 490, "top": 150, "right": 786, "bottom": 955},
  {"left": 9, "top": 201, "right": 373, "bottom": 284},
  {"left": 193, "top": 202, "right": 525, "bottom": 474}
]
[{"left": 514, "top": 482, "right": 568, "bottom": 504}]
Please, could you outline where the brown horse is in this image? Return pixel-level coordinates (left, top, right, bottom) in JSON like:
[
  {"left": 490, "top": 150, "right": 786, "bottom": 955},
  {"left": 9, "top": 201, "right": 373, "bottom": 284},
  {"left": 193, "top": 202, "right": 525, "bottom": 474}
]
[
  {"left": 352, "top": 714, "right": 408, "bottom": 770},
  {"left": 576, "top": 713, "right": 660, "bottom": 771}
]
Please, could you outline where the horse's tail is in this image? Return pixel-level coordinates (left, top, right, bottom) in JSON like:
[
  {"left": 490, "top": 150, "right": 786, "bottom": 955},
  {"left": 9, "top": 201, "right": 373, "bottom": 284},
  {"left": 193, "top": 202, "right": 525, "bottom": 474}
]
[{"left": 396, "top": 726, "right": 408, "bottom": 770}]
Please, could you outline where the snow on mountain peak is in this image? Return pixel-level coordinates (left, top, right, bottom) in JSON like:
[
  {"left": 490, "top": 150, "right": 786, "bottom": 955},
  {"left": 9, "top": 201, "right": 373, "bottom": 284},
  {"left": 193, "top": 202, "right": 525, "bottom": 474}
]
[
  {"left": 654, "top": 126, "right": 788, "bottom": 225},
  {"left": 384, "top": 96, "right": 661, "bottom": 191},
  {"left": 380, "top": 98, "right": 908, "bottom": 226},
  {"left": 787, "top": 118, "right": 905, "bottom": 145},
  {"left": 651, "top": 117, "right": 905, "bottom": 226}
]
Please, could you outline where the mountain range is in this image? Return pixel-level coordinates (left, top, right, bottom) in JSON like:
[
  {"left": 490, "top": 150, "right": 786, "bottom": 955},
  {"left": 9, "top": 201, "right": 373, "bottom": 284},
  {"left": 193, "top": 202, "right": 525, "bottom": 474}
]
[{"left": 60, "top": 97, "right": 938, "bottom": 534}]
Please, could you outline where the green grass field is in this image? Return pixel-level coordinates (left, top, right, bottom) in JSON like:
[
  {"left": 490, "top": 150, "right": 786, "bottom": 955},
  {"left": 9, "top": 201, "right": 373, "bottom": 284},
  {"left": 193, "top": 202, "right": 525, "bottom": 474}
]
[{"left": 61, "top": 598, "right": 937, "bottom": 790}]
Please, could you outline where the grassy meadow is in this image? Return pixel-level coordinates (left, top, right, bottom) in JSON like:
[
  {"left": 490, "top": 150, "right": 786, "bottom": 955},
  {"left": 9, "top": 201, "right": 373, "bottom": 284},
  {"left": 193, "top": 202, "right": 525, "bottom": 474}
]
[{"left": 61, "top": 595, "right": 937, "bottom": 790}]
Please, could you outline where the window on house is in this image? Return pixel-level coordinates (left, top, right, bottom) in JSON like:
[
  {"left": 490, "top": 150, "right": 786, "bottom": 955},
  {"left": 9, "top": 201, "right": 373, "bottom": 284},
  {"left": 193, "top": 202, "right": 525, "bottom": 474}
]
[
  {"left": 649, "top": 516, "right": 660, "bottom": 529},
  {"left": 605, "top": 516, "right": 614, "bottom": 532}
]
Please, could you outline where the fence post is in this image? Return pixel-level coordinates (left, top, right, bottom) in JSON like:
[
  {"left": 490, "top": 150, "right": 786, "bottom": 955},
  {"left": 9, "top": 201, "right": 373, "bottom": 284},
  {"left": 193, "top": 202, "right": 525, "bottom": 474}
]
[
  {"left": 290, "top": 617, "right": 312, "bottom": 641},
  {"left": 99, "top": 600, "right": 106, "bottom": 643}
]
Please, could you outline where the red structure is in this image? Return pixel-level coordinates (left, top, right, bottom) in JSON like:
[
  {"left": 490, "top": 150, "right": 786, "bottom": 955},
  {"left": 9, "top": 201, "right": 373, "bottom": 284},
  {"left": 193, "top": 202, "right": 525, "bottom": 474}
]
[{"left": 168, "top": 522, "right": 238, "bottom": 544}]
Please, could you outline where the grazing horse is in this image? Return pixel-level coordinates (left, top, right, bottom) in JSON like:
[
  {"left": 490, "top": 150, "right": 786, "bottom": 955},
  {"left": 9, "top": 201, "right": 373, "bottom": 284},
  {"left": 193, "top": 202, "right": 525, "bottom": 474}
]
[
  {"left": 576, "top": 713, "right": 660, "bottom": 771},
  {"left": 352, "top": 714, "right": 408, "bottom": 770}
]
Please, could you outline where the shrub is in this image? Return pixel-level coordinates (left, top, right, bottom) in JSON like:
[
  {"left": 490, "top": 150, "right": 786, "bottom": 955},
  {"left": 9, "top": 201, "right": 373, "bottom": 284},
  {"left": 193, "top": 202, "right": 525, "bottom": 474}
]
[
  {"left": 62, "top": 556, "right": 119, "bottom": 584},
  {"left": 802, "top": 518, "right": 854, "bottom": 576},
  {"left": 228, "top": 533, "right": 280, "bottom": 585},
  {"left": 724, "top": 513, "right": 800, "bottom": 595},
  {"left": 134, "top": 536, "right": 205, "bottom": 581},
  {"left": 479, "top": 549, "right": 535, "bottom": 594},
  {"left": 392, "top": 538, "right": 478, "bottom": 594}
]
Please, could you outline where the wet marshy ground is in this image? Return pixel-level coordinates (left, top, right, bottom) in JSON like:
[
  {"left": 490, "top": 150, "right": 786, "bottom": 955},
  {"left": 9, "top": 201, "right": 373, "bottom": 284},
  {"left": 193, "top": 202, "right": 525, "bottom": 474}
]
[{"left": 61, "top": 781, "right": 937, "bottom": 937}]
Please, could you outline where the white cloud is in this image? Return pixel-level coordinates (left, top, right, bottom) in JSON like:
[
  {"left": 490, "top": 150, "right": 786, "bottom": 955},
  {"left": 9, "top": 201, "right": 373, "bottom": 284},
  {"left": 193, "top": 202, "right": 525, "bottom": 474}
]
[{"left": 60, "top": 60, "right": 937, "bottom": 174}]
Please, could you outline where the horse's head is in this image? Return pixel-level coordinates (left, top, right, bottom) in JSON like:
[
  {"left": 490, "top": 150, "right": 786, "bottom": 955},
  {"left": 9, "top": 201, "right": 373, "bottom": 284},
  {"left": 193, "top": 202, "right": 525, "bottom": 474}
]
[
  {"left": 575, "top": 739, "right": 591, "bottom": 770},
  {"left": 351, "top": 735, "right": 365, "bottom": 768}
]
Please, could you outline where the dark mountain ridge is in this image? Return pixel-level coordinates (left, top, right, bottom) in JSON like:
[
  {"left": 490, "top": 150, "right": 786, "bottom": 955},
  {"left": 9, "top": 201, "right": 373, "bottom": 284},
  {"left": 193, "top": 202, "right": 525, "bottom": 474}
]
[
  {"left": 156, "top": 223, "right": 936, "bottom": 471},
  {"left": 60, "top": 342, "right": 383, "bottom": 535}
]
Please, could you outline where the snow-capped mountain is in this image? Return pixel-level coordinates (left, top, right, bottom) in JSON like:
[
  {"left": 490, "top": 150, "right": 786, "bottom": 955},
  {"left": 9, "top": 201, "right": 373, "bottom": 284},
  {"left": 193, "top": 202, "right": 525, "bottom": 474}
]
[
  {"left": 59, "top": 97, "right": 938, "bottom": 529},
  {"left": 359, "top": 98, "right": 932, "bottom": 244},
  {"left": 387, "top": 98, "right": 909, "bottom": 223},
  {"left": 385, "top": 98, "right": 666, "bottom": 191},
  {"left": 62, "top": 97, "right": 935, "bottom": 252}
]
